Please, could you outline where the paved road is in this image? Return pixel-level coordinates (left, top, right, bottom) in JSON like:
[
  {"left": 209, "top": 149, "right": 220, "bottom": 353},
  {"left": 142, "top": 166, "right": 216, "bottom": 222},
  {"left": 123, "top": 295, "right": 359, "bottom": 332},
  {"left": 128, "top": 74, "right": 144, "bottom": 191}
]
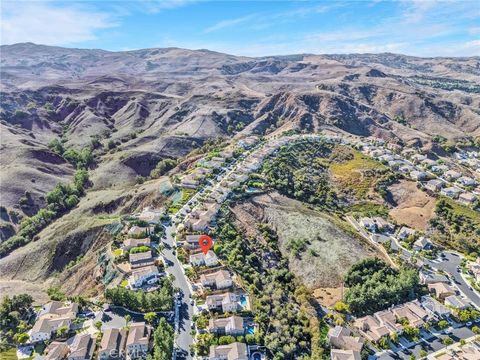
[
  {"left": 377, "top": 324, "right": 476, "bottom": 360},
  {"left": 162, "top": 224, "right": 194, "bottom": 359},
  {"left": 425, "top": 252, "right": 480, "bottom": 309},
  {"left": 389, "top": 236, "right": 480, "bottom": 309}
]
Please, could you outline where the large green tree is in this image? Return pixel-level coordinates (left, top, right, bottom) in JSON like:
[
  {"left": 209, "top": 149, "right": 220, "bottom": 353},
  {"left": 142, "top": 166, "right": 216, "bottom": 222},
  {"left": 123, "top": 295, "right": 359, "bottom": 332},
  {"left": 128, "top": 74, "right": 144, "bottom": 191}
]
[
  {"left": 344, "top": 258, "right": 420, "bottom": 316},
  {"left": 152, "top": 318, "right": 174, "bottom": 360}
]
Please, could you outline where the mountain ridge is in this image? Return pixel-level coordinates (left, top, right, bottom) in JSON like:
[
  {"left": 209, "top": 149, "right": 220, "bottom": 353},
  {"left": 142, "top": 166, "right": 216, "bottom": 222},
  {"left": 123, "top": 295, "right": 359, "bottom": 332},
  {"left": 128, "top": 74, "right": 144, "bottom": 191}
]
[{"left": 1, "top": 42, "right": 479, "bottom": 237}]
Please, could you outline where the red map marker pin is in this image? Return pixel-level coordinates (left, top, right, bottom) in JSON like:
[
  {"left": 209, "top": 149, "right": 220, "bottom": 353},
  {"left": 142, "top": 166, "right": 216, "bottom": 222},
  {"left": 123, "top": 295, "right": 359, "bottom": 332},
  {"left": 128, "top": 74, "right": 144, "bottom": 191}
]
[{"left": 198, "top": 235, "right": 213, "bottom": 254}]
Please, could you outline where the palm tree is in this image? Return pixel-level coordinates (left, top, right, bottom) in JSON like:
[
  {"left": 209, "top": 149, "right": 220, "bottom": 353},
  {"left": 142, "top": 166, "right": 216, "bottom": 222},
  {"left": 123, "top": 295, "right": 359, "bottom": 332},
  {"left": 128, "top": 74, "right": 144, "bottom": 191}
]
[
  {"left": 56, "top": 325, "right": 69, "bottom": 338},
  {"left": 144, "top": 312, "right": 156, "bottom": 324},
  {"left": 124, "top": 314, "right": 131, "bottom": 327}
]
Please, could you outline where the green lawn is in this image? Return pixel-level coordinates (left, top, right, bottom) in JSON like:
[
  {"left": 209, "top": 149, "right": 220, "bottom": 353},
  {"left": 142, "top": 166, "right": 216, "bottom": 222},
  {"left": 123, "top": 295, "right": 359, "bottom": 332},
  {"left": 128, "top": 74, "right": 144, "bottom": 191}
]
[
  {"left": 0, "top": 348, "right": 18, "bottom": 360},
  {"left": 113, "top": 248, "right": 123, "bottom": 258}
]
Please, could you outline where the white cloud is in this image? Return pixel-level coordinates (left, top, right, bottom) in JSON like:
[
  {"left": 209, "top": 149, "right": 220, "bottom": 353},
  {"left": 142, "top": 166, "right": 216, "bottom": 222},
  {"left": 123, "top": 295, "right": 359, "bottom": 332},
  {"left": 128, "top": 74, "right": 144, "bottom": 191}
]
[
  {"left": 203, "top": 14, "right": 258, "bottom": 33},
  {"left": 202, "top": 3, "right": 344, "bottom": 34},
  {"left": 0, "top": 1, "right": 118, "bottom": 46},
  {"left": 137, "top": 0, "right": 196, "bottom": 13}
]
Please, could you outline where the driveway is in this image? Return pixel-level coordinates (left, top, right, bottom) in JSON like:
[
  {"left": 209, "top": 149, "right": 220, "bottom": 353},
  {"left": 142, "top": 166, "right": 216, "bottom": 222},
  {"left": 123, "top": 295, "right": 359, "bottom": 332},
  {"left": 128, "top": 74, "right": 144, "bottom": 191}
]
[
  {"left": 424, "top": 252, "right": 480, "bottom": 308},
  {"left": 376, "top": 324, "right": 475, "bottom": 359}
]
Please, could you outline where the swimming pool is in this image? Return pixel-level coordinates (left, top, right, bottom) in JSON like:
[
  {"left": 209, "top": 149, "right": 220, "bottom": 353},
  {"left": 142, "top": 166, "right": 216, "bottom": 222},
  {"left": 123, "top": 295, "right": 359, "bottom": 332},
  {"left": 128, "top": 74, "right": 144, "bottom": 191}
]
[
  {"left": 246, "top": 325, "right": 255, "bottom": 334},
  {"left": 252, "top": 353, "right": 262, "bottom": 360},
  {"left": 239, "top": 295, "right": 248, "bottom": 307}
]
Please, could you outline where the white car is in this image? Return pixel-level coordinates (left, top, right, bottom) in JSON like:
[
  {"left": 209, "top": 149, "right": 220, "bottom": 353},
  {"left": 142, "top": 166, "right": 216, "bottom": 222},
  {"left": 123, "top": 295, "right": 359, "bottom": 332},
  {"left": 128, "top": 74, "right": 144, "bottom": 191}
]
[{"left": 444, "top": 327, "right": 453, "bottom": 334}]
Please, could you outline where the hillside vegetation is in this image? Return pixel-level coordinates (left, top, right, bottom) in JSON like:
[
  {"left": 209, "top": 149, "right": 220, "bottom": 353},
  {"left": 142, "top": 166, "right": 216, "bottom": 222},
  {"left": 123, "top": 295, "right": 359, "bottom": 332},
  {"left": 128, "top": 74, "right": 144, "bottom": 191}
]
[
  {"left": 430, "top": 197, "right": 480, "bottom": 256},
  {"left": 344, "top": 258, "right": 421, "bottom": 316},
  {"left": 213, "top": 207, "right": 329, "bottom": 360}
]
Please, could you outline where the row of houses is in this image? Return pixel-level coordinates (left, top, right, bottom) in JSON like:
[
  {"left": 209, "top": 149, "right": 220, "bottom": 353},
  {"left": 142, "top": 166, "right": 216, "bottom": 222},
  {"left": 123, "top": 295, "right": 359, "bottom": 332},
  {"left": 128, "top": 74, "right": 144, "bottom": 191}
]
[
  {"left": 180, "top": 149, "right": 236, "bottom": 189},
  {"left": 184, "top": 202, "right": 221, "bottom": 232},
  {"left": 98, "top": 323, "right": 151, "bottom": 360},
  {"left": 181, "top": 137, "right": 293, "bottom": 232},
  {"left": 121, "top": 223, "right": 162, "bottom": 289},
  {"left": 424, "top": 178, "right": 478, "bottom": 205},
  {"left": 30, "top": 301, "right": 79, "bottom": 342},
  {"left": 352, "top": 274, "right": 472, "bottom": 345},
  {"left": 358, "top": 217, "right": 435, "bottom": 252},
  {"left": 186, "top": 245, "right": 249, "bottom": 314},
  {"left": 41, "top": 333, "right": 95, "bottom": 360},
  {"left": 29, "top": 301, "right": 151, "bottom": 360},
  {"left": 358, "top": 139, "right": 479, "bottom": 206},
  {"left": 181, "top": 232, "right": 253, "bottom": 359},
  {"left": 42, "top": 324, "right": 151, "bottom": 360}
]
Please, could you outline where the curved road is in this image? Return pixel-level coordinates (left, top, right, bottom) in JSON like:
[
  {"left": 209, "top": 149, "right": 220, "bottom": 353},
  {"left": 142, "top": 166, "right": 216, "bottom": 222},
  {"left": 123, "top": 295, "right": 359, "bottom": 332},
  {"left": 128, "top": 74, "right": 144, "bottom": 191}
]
[
  {"left": 390, "top": 235, "right": 480, "bottom": 309},
  {"left": 424, "top": 252, "right": 480, "bottom": 309}
]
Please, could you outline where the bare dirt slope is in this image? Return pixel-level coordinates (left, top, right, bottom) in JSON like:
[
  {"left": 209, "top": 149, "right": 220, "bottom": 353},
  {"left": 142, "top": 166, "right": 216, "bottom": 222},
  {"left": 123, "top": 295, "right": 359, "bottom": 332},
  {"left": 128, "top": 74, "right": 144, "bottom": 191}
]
[
  {"left": 388, "top": 180, "right": 437, "bottom": 231},
  {"left": 1, "top": 43, "right": 479, "bottom": 219},
  {"left": 1, "top": 44, "right": 479, "bottom": 295},
  {"left": 0, "top": 178, "right": 169, "bottom": 296},
  {"left": 231, "top": 192, "right": 380, "bottom": 288}
]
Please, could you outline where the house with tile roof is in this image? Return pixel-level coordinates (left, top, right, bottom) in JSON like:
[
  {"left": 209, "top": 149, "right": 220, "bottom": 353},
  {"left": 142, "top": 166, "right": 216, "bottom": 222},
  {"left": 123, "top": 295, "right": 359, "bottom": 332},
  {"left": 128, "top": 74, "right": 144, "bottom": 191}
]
[
  {"left": 126, "top": 322, "right": 151, "bottom": 360},
  {"left": 208, "top": 316, "right": 244, "bottom": 336},
  {"left": 98, "top": 328, "right": 127, "bottom": 360},
  {"left": 200, "top": 270, "right": 233, "bottom": 289},
  {"left": 30, "top": 301, "right": 79, "bottom": 343},
  {"left": 68, "top": 333, "right": 96, "bottom": 360},
  {"left": 330, "top": 349, "right": 361, "bottom": 360},
  {"left": 129, "top": 251, "right": 154, "bottom": 269},
  {"left": 189, "top": 250, "right": 219, "bottom": 267},
  {"left": 206, "top": 292, "right": 238, "bottom": 313},
  {"left": 209, "top": 342, "right": 248, "bottom": 360}
]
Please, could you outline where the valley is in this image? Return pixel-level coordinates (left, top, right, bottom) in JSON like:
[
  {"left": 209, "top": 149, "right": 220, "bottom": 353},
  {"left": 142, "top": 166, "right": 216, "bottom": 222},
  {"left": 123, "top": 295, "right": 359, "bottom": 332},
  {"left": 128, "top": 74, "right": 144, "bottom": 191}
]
[{"left": 1, "top": 44, "right": 480, "bottom": 360}]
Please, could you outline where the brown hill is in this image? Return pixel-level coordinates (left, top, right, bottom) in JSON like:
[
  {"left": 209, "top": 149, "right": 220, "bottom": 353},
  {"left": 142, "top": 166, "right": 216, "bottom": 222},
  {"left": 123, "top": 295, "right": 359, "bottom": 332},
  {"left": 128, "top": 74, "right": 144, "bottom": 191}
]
[{"left": 1, "top": 43, "right": 479, "bottom": 295}]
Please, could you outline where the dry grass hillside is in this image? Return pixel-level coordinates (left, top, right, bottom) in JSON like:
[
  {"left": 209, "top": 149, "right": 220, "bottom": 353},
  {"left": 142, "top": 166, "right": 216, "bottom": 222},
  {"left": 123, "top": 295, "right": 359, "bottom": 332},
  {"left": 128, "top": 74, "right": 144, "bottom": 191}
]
[
  {"left": 1, "top": 44, "right": 479, "bottom": 218},
  {"left": 231, "top": 192, "right": 380, "bottom": 288},
  {"left": 1, "top": 43, "right": 479, "bottom": 295},
  {"left": 388, "top": 180, "right": 437, "bottom": 231}
]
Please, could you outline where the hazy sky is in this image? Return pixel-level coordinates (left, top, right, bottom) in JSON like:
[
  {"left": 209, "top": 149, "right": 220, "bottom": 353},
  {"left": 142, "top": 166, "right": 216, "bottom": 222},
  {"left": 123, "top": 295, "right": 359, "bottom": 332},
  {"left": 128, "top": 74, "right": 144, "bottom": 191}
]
[{"left": 1, "top": 0, "right": 479, "bottom": 56}]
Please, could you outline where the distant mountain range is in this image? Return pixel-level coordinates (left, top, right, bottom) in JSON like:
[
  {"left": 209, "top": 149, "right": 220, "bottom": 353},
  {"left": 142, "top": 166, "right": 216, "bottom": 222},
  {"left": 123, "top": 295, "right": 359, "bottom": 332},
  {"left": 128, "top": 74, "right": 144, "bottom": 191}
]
[{"left": 1, "top": 42, "right": 480, "bottom": 230}]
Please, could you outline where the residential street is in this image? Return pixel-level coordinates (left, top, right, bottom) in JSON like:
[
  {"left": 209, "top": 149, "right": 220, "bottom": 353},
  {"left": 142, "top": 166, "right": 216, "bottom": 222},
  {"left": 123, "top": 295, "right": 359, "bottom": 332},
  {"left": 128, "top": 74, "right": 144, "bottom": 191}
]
[
  {"left": 389, "top": 236, "right": 480, "bottom": 309},
  {"left": 162, "top": 224, "right": 194, "bottom": 359},
  {"left": 425, "top": 252, "right": 480, "bottom": 309}
]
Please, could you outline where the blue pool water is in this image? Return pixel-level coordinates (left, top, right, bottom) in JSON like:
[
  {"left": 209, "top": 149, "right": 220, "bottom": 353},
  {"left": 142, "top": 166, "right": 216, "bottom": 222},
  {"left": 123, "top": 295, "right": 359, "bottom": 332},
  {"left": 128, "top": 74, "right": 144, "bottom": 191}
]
[
  {"left": 239, "top": 295, "right": 248, "bottom": 307},
  {"left": 246, "top": 325, "right": 255, "bottom": 334}
]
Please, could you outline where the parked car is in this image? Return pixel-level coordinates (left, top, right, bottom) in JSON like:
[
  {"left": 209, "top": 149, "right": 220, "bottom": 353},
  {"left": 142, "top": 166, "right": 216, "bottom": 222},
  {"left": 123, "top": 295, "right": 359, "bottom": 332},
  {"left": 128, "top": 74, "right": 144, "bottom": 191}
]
[{"left": 466, "top": 321, "right": 473, "bottom": 326}]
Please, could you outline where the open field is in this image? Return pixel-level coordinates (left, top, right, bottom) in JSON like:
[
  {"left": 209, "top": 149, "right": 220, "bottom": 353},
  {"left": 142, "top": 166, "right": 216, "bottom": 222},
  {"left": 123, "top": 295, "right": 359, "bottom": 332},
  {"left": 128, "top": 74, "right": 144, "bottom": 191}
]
[
  {"left": 313, "top": 287, "right": 344, "bottom": 307},
  {"left": 388, "top": 180, "right": 437, "bottom": 231},
  {"left": 232, "top": 192, "right": 380, "bottom": 288},
  {"left": 329, "top": 146, "right": 388, "bottom": 199}
]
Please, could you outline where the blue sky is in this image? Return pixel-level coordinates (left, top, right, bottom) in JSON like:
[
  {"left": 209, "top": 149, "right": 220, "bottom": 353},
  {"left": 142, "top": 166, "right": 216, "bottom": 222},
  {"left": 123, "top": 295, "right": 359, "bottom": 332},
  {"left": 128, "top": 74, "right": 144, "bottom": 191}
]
[{"left": 1, "top": 0, "right": 479, "bottom": 56}]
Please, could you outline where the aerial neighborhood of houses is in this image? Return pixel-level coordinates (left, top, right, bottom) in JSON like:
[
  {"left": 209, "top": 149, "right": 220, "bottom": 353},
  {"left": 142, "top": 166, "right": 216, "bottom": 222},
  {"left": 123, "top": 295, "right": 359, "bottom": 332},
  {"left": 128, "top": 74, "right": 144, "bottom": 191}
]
[
  {"left": 359, "top": 142, "right": 479, "bottom": 206},
  {"left": 8, "top": 132, "right": 480, "bottom": 360}
]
